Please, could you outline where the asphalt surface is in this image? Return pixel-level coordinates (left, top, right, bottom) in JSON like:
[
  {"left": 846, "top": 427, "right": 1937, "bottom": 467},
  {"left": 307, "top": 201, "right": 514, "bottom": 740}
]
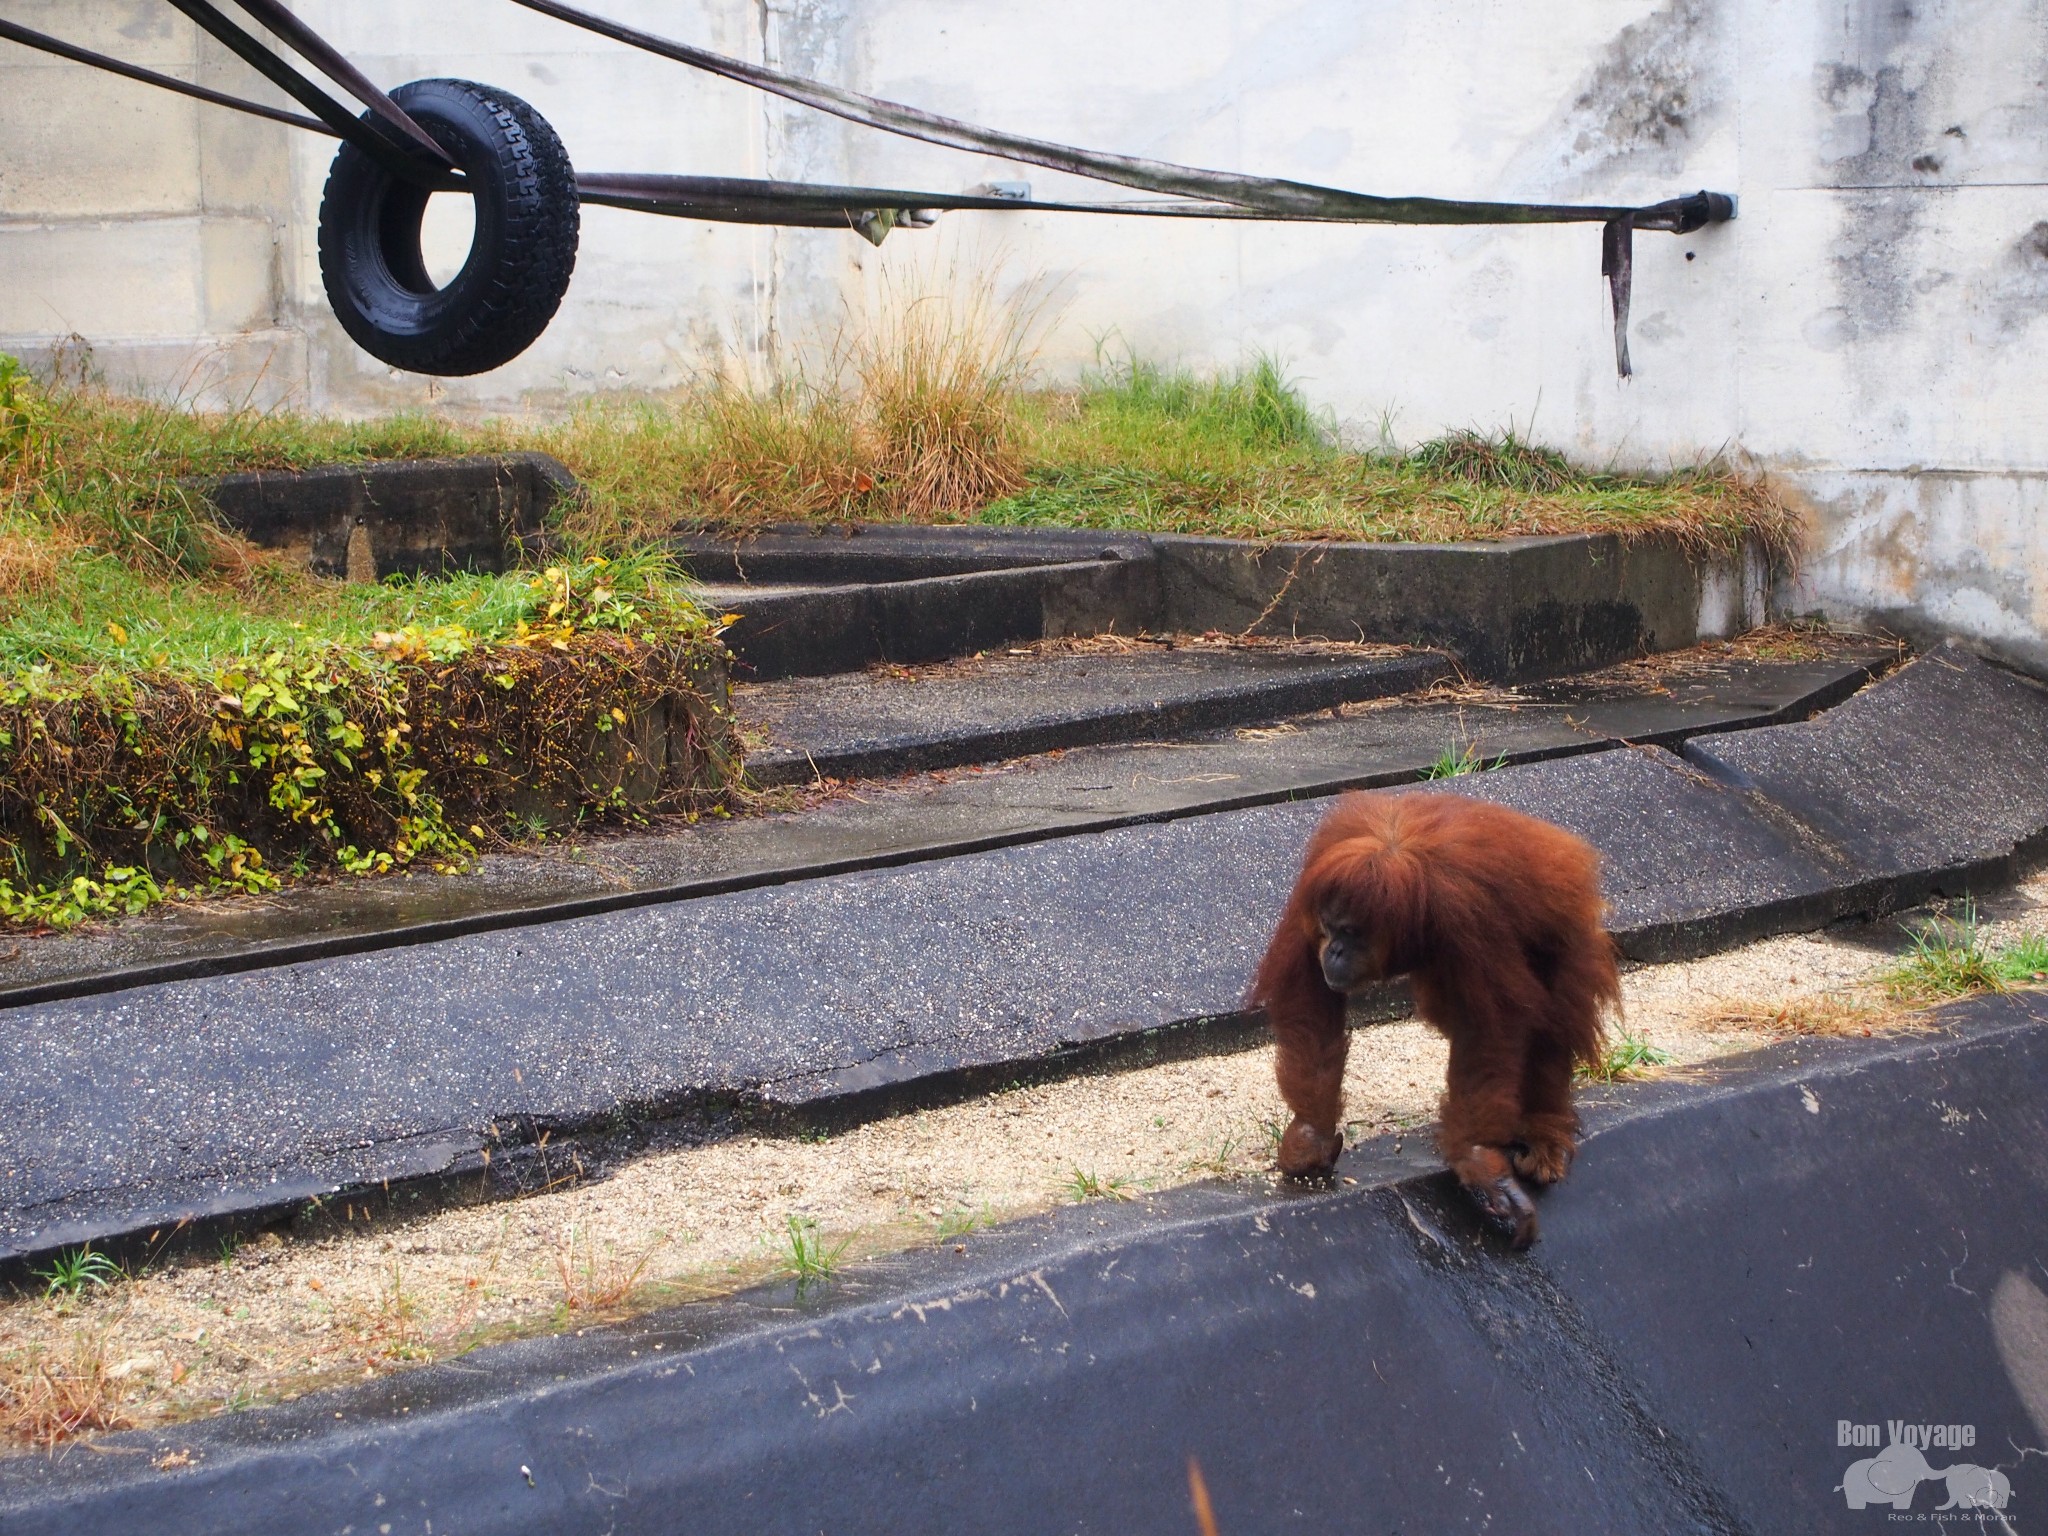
[
  {"left": 0, "top": 648, "right": 1883, "bottom": 1007},
  {"left": 4, "top": 990, "right": 2042, "bottom": 1534},
  {"left": 736, "top": 645, "right": 1456, "bottom": 782},
  {"left": 0, "top": 645, "right": 2038, "bottom": 1269}
]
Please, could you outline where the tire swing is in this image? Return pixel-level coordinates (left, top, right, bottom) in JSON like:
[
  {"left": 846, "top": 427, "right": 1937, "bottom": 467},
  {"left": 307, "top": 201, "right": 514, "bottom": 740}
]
[{"left": 316, "top": 78, "right": 581, "bottom": 376}]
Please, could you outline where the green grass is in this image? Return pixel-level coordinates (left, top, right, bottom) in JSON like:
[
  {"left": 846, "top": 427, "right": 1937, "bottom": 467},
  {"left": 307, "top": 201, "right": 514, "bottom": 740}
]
[
  {"left": 1883, "top": 901, "right": 2048, "bottom": 1001},
  {"left": 934, "top": 1205, "right": 987, "bottom": 1240},
  {"left": 0, "top": 350, "right": 1777, "bottom": 557},
  {"left": 1420, "top": 741, "right": 1508, "bottom": 780},
  {"left": 36, "top": 1246, "right": 122, "bottom": 1298},
  {"left": 781, "top": 1214, "right": 851, "bottom": 1296},
  {"left": 1580, "top": 1034, "right": 1674, "bottom": 1084},
  {"left": 0, "top": 358, "right": 712, "bottom": 680},
  {"left": 0, "top": 361, "right": 741, "bottom": 932},
  {"left": 0, "top": 344, "right": 1790, "bottom": 686},
  {"left": 972, "top": 357, "right": 1791, "bottom": 551},
  {"left": 1065, "top": 1168, "right": 1134, "bottom": 1202},
  {"left": 0, "top": 546, "right": 704, "bottom": 677}
]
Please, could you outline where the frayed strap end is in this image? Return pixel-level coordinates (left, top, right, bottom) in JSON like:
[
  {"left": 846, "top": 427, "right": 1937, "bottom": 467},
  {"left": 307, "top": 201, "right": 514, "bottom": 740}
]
[{"left": 1601, "top": 215, "right": 1635, "bottom": 380}]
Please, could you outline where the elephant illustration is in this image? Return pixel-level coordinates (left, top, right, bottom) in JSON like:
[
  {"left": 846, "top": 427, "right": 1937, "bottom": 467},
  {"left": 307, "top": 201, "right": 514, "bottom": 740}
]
[
  {"left": 1839, "top": 1441, "right": 1938, "bottom": 1510},
  {"left": 1936, "top": 1463, "right": 2012, "bottom": 1510}
]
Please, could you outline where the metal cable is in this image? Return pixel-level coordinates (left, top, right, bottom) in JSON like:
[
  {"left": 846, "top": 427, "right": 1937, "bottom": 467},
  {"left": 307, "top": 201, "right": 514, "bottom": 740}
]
[{"left": 506, "top": 0, "right": 1733, "bottom": 372}]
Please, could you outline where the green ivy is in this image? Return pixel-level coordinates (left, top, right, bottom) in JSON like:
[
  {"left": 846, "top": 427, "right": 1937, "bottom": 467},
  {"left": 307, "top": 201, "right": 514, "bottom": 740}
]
[{"left": 0, "top": 567, "right": 737, "bottom": 929}]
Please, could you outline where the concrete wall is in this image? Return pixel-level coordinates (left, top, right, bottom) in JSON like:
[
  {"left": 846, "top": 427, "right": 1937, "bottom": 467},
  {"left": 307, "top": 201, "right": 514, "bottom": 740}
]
[{"left": 3, "top": 1, "right": 2045, "bottom": 667}]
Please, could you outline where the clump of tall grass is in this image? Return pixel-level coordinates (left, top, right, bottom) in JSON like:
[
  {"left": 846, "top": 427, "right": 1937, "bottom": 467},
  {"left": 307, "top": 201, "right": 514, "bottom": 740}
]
[
  {"left": 847, "top": 273, "right": 1031, "bottom": 513},
  {"left": 1882, "top": 900, "right": 2048, "bottom": 1001},
  {"left": 540, "top": 270, "right": 1034, "bottom": 543},
  {"left": 1407, "top": 428, "right": 1577, "bottom": 493}
]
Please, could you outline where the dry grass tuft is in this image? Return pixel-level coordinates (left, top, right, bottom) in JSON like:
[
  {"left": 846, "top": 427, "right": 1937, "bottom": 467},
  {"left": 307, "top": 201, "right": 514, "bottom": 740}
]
[
  {"left": 336, "top": 1262, "right": 435, "bottom": 1368},
  {"left": 538, "top": 270, "right": 1033, "bottom": 542},
  {"left": 845, "top": 271, "right": 1031, "bottom": 516},
  {"left": 0, "top": 1325, "right": 134, "bottom": 1449},
  {"left": 1406, "top": 429, "right": 1579, "bottom": 493},
  {"left": 1701, "top": 992, "right": 1906, "bottom": 1037},
  {"left": 695, "top": 381, "right": 869, "bottom": 523},
  {"left": 553, "top": 1226, "right": 665, "bottom": 1313},
  {"left": 0, "top": 526, "right": 67, "bottom": 605}
]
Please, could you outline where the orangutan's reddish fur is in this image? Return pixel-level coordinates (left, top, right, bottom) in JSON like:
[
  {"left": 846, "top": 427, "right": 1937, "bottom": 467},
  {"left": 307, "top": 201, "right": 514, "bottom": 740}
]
[{"left": 1252, "top": 792, "right": 1619, "bottom": 1241}]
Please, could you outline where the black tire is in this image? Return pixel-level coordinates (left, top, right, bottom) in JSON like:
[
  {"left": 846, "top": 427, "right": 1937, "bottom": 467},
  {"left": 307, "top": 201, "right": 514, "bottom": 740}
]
[{"left": 317, "top": 79, "right": 580, "bottom": 376}]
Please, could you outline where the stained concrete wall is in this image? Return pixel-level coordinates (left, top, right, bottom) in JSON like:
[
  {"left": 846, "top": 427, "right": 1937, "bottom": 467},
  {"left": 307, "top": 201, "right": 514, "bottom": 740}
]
[{"left": 2, "top": 2, "right": 2045, "bottom": 668}]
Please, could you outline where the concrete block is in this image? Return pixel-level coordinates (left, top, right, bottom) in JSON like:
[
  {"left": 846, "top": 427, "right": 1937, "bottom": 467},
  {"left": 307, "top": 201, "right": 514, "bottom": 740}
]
[
  {"left": 0, "top": 72, "right": 201, "bottom": 218},
  {"left": 690, "top": 523, "right": 1762, "bottom": 681},
  {"left": 0, "top": 209, "right": 276, "bottom": 363},
  {"left": 194, "top": 71, "right": 293, "bottom": 215},
  {"left": 1151, "top": 531, "right": 1742, "bottom": 681},
  {"left": 720, "top": 559, "right": 1159, "bottom": 679},
  {"left": 199, "top": 217, "right": 278, "bottom": 333},
  {"left": 196, "top": 453, "right": 574, "bottom": 580},
  {"left": 672, "top": 523, "right": 1155, "bottom": 584},
  {"left": 0, "top": 219, "right": 206, "bottom": 336}
]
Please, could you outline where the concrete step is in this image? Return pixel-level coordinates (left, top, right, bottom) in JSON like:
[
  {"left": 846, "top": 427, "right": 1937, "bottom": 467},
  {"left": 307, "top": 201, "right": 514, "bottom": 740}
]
[
  {"left": 4, "top": 994, "right": 2042, "bottom": 1533},
  {"left": 0, "top": 644, "right": 1885, "bottom": 1010},
  {"left": 0, "top": 643, "right": 2039, "bottom": 1273},
  {"left": 687, "top": 521, "right": 1770, "bottom": 682},
  {"left": 735, "top": 644, "right": 1456, "bottom": 784}
]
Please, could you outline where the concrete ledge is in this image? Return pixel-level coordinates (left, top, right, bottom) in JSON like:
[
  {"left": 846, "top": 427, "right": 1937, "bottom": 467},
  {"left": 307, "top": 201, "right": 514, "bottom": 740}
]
[
  {"left": 1148, "top": 529, "right": 1748, "bottom": 679},
  {"left": 5, "top": 997, "right": 2041, "bottom": 1533},
  {"left": 195, "top": 453, "right": 572, "bottom": 580},
  {"left": 717, "top": 556, "right": 1158, "bottom": 679},
  {"left": 674, "top": 522, "right": 1155, "bottom": 583},
  {"left": 696, "top": 522, "right": 1769, "bottom": 682},
  {"left": 1682, "top": 640, "right": 2048, "bottom": 879},
  {"left": 172, "top": 471, "right": 1767, "bottom": 683}
]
